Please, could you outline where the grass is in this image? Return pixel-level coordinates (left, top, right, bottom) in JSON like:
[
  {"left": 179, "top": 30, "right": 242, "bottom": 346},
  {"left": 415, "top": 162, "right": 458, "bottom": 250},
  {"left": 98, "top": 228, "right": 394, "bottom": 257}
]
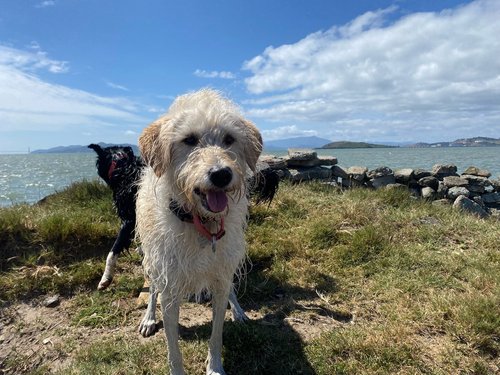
[{"left": 0, "top": 180, "right": 499, "bottom": 374}]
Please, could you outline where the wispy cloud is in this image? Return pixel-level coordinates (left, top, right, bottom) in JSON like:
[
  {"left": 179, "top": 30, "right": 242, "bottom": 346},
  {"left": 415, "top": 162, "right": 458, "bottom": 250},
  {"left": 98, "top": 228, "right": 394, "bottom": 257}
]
[
  {"left": 0, "top": 43, "right": 68, "bottom": 74},
  {"left": 243, "top": 0, "right": 500, "bottom": 142},
  {"left": 105, "top": 81, "right": 129, "bottom": 91},
  {"left": 0, "top": 44, "right": 148, "bottom": 135},
  {"left": 194, "top": 69, "right": 235, "bottom": 79},
  {"left": 36, "top": 1, "right": 56, "bottom": 8},
  {"left": 261, "top": 125, "right": 318, "bottom": 141}
]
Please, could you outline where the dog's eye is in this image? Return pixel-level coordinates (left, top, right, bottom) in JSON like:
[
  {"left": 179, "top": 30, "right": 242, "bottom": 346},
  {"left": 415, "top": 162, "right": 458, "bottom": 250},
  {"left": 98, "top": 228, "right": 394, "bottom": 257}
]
[
  {"left": 183, "top": 135, "right": 198, "bottom": 146},
  {"left": 223, "top": 134, "right": 235, "bottom": 147}
]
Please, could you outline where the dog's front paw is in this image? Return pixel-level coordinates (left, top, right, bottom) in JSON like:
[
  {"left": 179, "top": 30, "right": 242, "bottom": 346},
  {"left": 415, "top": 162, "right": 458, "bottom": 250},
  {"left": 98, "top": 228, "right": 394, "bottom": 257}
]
[
  {"left": 97, "top": 277, "right": 112, "bottom": 290},
  {"left": 139, "top": 318, "right": 158, "bottom": 337}
]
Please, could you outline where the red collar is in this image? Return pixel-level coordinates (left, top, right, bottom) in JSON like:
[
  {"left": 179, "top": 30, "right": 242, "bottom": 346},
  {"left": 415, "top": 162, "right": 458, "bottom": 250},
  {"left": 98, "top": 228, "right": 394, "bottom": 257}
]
[{"left": 169, "top": 199, "right": 226, "bottom": 248}]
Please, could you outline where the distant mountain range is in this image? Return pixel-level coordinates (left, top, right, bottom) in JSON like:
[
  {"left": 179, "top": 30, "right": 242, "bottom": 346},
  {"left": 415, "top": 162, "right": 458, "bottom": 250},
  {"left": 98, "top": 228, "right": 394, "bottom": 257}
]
[
  {"left": 30, "top": 136, "right": 500, "bottom": 154},
  {"left": 264, "top": 136, "right": 332, "bottom": 150},
  {"left": 31, "top": 142, "right": 140, "bottom": 154},
  {"left": 408, "top": 137, "right": 500, "bottom": 148},
  {"left": 321, "top": 141, "right": 397, "bottom": 149}
]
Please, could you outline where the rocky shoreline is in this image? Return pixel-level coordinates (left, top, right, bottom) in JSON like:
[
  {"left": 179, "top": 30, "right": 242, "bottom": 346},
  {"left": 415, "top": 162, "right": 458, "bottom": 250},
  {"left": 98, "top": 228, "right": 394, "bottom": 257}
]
[{"left": 260, "top": 149, "right": 500, "bottom": 219}]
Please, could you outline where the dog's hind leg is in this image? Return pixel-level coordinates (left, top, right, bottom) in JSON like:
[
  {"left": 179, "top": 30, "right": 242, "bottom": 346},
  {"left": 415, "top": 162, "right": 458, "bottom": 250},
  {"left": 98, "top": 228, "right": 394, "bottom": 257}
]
[
  {"left": 98, "top": 219, "right": 135, "bottom": 290},
  {"left": 139, "top": 281, "right": 159, "bottom": 337},
  {"left": 160, "top": 294, "right": 185, "bottom": 375},
  {"left": 228, "top": 289, "right": 248, "bottom": 322}
]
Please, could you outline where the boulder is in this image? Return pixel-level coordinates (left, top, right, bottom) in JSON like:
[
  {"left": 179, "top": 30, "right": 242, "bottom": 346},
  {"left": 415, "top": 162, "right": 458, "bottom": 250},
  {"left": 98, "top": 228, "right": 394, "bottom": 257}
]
[
  {"left": 260, "top": 155, "right": 287, "bottom": 170},
  {"left": 432, "top": 164, "right": 458, "bottom": 178},
  {"left": 413, "top": 169, "right": 432, "bottom": 180},
  {"left": 367, "top": 166, "right": 393, "bottom": 179},
  {"left": 421, "top": 187, "right": 437, "bottom": 200},
  {"left": 347, "top": 166, "right": 368, "bottom": 182},
  {"left": 370, "top": 175, "right": 396, "bottom": 189},
  {"left": 482, "top": 192, "right": 500, "bottom": 205},
  {"left": 443, "top": 176, "right": 469, "bottom": 188},
  {"left": 418, "top": 176, "right": 440, "bottom": 190},
  {"left": 453, "top": 195, "right": 489, "bottom": 218},
  {"left": 394, "top": 168, "right": 414, "bottom": 184},
  {"left": 286, "top": 149, "right": 319, "bottom": 168},
  {"left": 317, "top": 156, "right": 338, "bottom": 166},
  {"left": 447, "top": 186, "right": 470, "bottom": 200},
  {"left": 462, "top": 166, "right": 491, "bottom": 178},
  {"left": 330, "top": 165, "right": 348, "bottom": 179},
  {"left": 289, "top": 167, "right": 332, "bottom": 182}
]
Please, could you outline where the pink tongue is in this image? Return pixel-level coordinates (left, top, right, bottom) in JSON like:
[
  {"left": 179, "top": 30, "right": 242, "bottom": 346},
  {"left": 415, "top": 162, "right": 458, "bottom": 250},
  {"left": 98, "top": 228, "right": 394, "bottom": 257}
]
[{"left": 207, "top": 191, "right": 228, "bottom": 212}]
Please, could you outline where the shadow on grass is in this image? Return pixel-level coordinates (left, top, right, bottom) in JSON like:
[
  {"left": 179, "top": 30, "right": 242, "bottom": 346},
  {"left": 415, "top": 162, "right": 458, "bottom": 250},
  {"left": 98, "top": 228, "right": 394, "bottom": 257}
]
[{"left": 148, "top": 268, "right": 347, "bottom": 375}]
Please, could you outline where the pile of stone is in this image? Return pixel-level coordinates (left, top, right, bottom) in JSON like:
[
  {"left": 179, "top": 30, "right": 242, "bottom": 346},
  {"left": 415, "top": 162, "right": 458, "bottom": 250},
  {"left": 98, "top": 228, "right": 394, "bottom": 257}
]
[{"left": 259, "top": 149, "right": 500, "bottom": 219}]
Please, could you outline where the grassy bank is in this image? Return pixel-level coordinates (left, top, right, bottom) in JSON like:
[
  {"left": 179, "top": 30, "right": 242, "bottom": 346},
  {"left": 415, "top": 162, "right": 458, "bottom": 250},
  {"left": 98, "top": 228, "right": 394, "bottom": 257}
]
[{"left": 0, "top": 180, "right": 498, "bottom": 374}]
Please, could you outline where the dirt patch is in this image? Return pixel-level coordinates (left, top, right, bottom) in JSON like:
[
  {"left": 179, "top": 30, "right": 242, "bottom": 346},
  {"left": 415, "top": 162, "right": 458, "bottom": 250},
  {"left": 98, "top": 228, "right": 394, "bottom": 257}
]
[{"left": 0, "top": 293, "right": 350, "bottom": 374}]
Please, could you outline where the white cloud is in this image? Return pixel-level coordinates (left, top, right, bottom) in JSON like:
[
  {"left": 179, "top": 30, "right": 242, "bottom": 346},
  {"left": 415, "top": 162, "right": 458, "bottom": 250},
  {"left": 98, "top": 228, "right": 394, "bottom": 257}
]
[
  {"left": 106, "top": 81, "right": 129, "bottom": 91},
  {"left": 194, "top": 69, "right": 236, "bottom": 79},
  {"left": 261, "top": 125, "right": 318, "bottom": 141},
  {"left": 35, "top": 1, "right": 56, "bottom": 9},
  {"left": 0, "top": 44, "right": 68, "bottom": 74},
  {"left": 242, "top": 0, "right": 500, "bottom": 142},
  {"left": 0, "top": 44, "right": 148, "bottom": 135}
]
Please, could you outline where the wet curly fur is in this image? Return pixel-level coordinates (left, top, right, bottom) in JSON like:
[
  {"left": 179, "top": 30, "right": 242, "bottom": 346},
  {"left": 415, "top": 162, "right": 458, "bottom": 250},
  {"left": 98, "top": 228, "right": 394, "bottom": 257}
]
[{"left": 136, "top": 89, "right": 269, "bottom": 375}]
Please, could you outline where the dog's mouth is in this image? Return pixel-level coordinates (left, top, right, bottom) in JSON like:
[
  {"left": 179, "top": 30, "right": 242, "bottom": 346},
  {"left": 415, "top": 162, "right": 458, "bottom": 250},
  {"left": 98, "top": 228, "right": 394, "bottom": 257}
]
[{"left": 194, "top": 188, "right": 228, "bottom": 213}]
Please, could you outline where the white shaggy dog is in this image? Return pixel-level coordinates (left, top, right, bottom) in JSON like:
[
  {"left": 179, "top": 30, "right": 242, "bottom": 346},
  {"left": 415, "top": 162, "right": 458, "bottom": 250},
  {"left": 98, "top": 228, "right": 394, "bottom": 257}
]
[{"left": 136, "top": 89, "right": 262, "bottom": 375}]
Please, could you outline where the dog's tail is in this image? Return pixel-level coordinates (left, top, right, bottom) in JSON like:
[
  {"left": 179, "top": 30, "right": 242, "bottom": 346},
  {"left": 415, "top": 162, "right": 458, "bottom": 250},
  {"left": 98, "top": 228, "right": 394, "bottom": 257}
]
[
  {"left": 88, "top": 143, "right": 105, "bottom": 157},
  {"left": 249, "top": 168, "right": 280, "bottom": 205}
]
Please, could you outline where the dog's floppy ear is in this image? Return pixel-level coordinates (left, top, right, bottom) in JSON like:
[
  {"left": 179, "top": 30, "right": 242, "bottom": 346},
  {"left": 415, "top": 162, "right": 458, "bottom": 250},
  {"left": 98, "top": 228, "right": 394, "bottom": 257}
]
[
  {"left": 88, "top": 143, "right": 105, "bottom": 157},
  {"left": 241, "top": 119, "right": 263, "bottom": 172},
  {"left": 139, "top": 117, "right": 171, "bottom": 177}
]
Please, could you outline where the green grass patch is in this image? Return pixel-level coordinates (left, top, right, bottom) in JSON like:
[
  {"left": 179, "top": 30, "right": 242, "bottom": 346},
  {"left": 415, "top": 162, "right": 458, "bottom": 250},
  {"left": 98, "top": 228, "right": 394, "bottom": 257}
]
[{"left": 1, "top": 180, "right": 499, "bottom": 374}]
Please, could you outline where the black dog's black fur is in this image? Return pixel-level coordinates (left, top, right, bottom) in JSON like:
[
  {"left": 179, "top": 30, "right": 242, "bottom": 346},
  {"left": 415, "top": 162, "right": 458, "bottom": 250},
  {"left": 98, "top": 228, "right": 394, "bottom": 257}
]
[
  {"left": 89, "top": 143, "right": 279, "bottom": 288},
  {"left": 88, "top": 144, "right": 144, "bottom": 258}
]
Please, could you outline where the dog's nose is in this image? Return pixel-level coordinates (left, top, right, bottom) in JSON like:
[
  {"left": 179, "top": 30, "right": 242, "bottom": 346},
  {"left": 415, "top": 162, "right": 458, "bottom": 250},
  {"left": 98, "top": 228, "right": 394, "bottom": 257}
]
[{"left": 209, "top": 167, "right": 233, "bottom": 188}]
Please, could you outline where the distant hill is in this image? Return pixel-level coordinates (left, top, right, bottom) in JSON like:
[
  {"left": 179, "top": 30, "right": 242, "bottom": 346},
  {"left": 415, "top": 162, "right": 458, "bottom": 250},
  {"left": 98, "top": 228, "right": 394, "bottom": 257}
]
[
  {"left": 321, "top": 141, "right": 397, "bottom": 149},
  {"left": 264, "top": 136, "right": 332, "bottom": 150},
  {"left": 408, "top": 137, "right": 500, "bottom": 148},
  {"left": 31, "top": 142, "right": 140, "bottom": 154}
]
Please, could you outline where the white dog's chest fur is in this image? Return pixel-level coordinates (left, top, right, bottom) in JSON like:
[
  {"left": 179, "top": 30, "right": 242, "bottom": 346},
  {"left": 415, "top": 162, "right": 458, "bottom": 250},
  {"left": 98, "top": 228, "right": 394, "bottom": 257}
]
[{"left": 137, "top": 167, "right": 248, "bottom": 299}]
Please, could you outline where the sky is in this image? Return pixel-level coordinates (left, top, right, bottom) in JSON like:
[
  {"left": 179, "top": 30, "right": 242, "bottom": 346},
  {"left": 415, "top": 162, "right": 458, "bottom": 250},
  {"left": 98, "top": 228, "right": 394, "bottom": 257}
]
[{"left": 1, "top": 0, "right": 499, "bottom": 152}]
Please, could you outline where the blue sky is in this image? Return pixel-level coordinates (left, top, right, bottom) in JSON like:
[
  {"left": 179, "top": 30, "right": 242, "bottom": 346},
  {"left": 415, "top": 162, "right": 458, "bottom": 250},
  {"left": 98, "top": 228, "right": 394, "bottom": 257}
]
[{"left": 1, "top": 0, "right": 499, "bottom": 152}]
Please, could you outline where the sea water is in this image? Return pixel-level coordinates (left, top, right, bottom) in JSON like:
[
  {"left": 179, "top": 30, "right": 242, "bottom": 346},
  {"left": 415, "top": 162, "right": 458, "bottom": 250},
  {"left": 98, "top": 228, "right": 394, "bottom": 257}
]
[{"left": 0, "top": 148, "right": 499, "bottom": 207}]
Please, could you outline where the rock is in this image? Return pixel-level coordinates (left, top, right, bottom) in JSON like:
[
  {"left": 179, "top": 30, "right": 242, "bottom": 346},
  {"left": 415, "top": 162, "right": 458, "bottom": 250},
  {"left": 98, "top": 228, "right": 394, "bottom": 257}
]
[
  {"left": 330, "top": 165, "right": 348, "bottom": 179},
  {"left": 491, "top": 178, "right": 500, "bottom": 192},
  {"left": 421, "top": 187, "right": 437, "bottom": 200},
  {"left": 453, "top": 195, "right": 489, "bottom": 218},
  {"left": 347, "top": 166, "right": 368, "bottom": 182},
  {"left": 447, "top": 186, "right": 470, "bottom": 200},
  {"left": 43, "top": 294, "right": 60, "bottom": 308},
  {"left": 259, "top": 155, "right": 287, "bottom": 170},
  {"left": 482, "top": 192, "right": 500, "bottom": 205},
  {"left": 367, "top": 166, "right": 393, "bottom": 179},
  {"left": 394, "top": 168, "right": 414, "bottom": 184},
  {"left": 317, "top": 156, "right": 338, "bottom": 166},
  {"left": 432, "top": 164, "right": 458, "bottom": 178},
  {"left": 286, "top": 149, "right": 319, "bottom": 168},
  {"left": 289, "top": 167, "right": 332, "bottom": 182},
  {"left": 413, "top": 169, "right": 432, "bottom": 180},
  {"left": 418, "top": 176, "right": 440, "bottom": 190},
  {"left": 443, "top": 176, "right": 469, "bottom": 188},
  {"left": 370, "top": 175, "right": 396, "bottom": 189},
  {"left": 462, "top": 166, "right": 491, "bottom": 178}
]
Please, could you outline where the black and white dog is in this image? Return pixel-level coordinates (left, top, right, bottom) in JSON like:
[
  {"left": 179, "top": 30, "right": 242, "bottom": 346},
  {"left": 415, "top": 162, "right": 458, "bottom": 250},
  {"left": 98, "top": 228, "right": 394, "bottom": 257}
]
[
  {"left": 89, "top": 142, "right": 278, "bottom": 291},
  {"left": 88, "top": 143, "right": 144, "bottom": 290}
]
